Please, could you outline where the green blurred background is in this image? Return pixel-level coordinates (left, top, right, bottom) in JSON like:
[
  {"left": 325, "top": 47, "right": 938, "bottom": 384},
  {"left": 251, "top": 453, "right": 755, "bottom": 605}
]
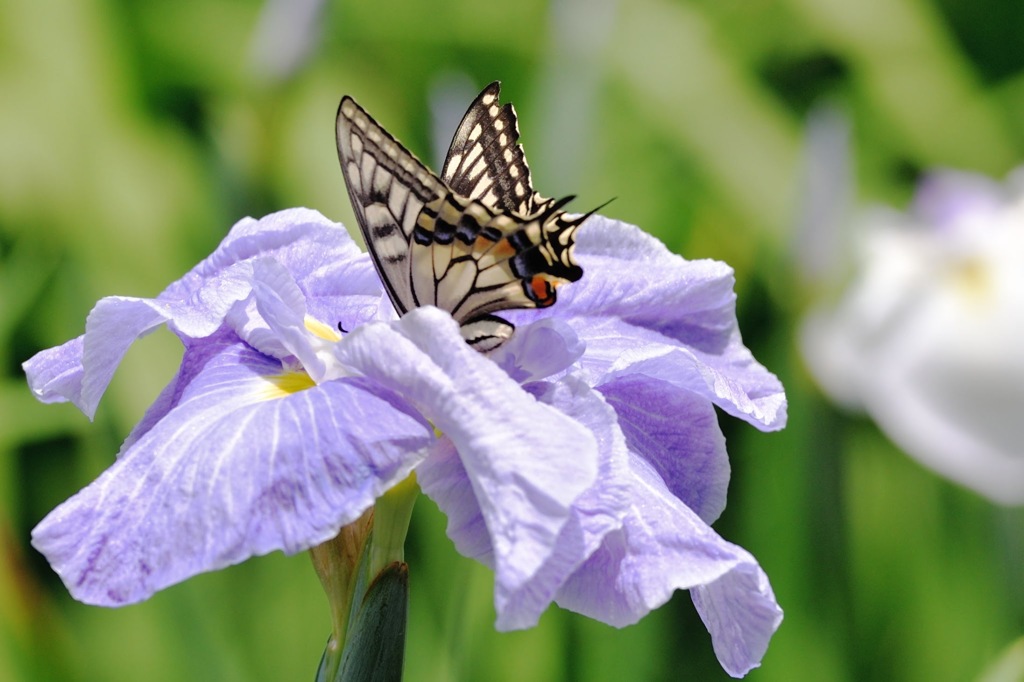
[{"left": 2, "top": 0, "right": 1023, "bottom": 679}]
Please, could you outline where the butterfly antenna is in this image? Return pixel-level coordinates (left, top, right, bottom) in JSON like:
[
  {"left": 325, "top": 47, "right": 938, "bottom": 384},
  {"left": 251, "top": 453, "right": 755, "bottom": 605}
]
[{"left": 569, "top": 197, "right": 615, "bottom": 226}]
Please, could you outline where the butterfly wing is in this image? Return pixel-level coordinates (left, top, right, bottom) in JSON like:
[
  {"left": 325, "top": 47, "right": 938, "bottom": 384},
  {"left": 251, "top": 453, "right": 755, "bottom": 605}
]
[
  {"left": 335, "top": 96, "right": 447, "bottom": 316},
  {"left": 441, "top": 81, "right": 550, "bottom": 216},
  {"left": 337, "top": 89, "right": 586, "bottom": 352}
]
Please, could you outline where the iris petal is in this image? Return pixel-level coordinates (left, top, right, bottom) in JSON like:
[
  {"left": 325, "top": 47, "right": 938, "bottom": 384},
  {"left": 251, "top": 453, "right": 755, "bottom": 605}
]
[
  {"left": 419, "top": 375, "right": 631, "bottom": 630},
  {"left": 598, "top": 374, "right": 730, "bottom": 524},
  {"left": 554, "top": 453, "right": 781, "bottom": 677},
  {"left": 336, "top": 308, "right": 600, "bottom": 598},
  {"left": 32, "top": 333, "right": 432, "bottom": 606}
]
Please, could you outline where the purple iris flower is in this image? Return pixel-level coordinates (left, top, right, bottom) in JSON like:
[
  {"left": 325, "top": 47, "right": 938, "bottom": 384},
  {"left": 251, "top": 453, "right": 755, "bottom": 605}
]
[{"left": 25, "top": 207, "right": 786, "bottom": 677}]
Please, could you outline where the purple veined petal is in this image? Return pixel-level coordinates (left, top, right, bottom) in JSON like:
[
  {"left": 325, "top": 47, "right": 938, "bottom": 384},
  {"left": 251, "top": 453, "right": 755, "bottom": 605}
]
[
  {"left": 419, "top": 375, "right": 631, "bottom": 631},
  {"left": 160, "top": 209, "right": 368, "bottom": 303},
  {"left": 245, "top": 259, "right": 310, "bottom": 360},
  {"left": 487, "top": 318, "right": 584, "bottom": 384},
  {"left": 579, "top": 317, "right": 786, "bottom": 432},
  {"left": 23, "top": 266, "right": 259, "bottom": 420},
  {"left": 23, "top": 209, "right": 376, "bottom": 419},
  {"left": 237, "top": 258, "right": 343, "bottom": 382},
  {"left": 416, "top": 438, "right": 494, "bottom": 564},
  {"left": 32, "top": 334, "right": 433, "bottom": 606},
  {"left": 162, "top": 261, "right": 256, "bottom": 339},
  {"left": 23, "top": 336, "right": 85, "bottom": 407},
  {"left": 598, "top": 374, "right": 730, "bottom": 524},
  {"left": 79, "top": 296, "right": 173, "bottom": 418},
  {"left": 556, "top": 216, "right": 741, "bottom": 350},
  {"left": 226, "top": 294, "right": 293, "bottom": 363},
  {"left": 499, "top": 215, "right": 786, "bottom": 430},
  {"left": 156, "top": 209, "right": 381, "bottom": 339},
  {"left": 493, "top": 376, "right": 632, "bottom": 629},
  {"left": 335, "top": 307, "right": 600, "bottom": 597},
  {"left": 691, "top": 559, "right": 783, "bottom": 678},
  {"left": 554, "top": 453, "right": 781, "bottom": 677}
]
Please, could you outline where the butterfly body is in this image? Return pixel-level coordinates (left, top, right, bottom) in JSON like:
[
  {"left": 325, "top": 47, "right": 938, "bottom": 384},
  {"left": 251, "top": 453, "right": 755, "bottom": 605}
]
[{"left": 336, "top": 82, "right": 592, "bottom": 351}]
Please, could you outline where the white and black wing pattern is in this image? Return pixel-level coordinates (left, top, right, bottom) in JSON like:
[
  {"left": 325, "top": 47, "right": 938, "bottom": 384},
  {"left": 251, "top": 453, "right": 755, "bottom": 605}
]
[
  {"left": 336, "top": 88, "right": 591, "bottom": 352},
  {"left": 336, "top": 96, "right": 447, "bottom": 316},
  {"left": 441, "top": 81, "right": 550, "bottom": 216}
]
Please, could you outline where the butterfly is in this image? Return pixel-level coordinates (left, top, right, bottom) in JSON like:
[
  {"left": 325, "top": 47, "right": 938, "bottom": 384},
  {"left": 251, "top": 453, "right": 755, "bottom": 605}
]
[{"left": 335, "top": 81, "right": 596, "bottom": 352}]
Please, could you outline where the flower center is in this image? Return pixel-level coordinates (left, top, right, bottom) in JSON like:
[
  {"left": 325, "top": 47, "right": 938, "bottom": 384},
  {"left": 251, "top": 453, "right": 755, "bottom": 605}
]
[{"left": 950, "top": 256, "right": 990, "bottom": 303}]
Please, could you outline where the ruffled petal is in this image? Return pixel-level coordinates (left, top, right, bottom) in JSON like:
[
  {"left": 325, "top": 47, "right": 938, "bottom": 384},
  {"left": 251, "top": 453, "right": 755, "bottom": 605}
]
[
  {"left": 417, "top": 438, "right": 494, "bottom": 564},
  {"left": 580, "top": 317, "right": 786, "bottom": 431},
  {"left": 20, "top": 296, "right": 176, "bottom": 419},
  {"left": 24, "top": 209, "right": 373, "bottom": 419},
  {"left": 236, "top": 258, "right": 343, "bottom": 382},
  {"left": 79, "top": 297, "right": 175, "bottom": 417},
  {"left": 488, "top": 318, "right": 584, "bottom": 384},
  {"left": 419, "top": 375, "right": 631, "bottom": 630},
  {"left": 598, "top": 374, "right": 730, "bottom": 524},
  {"left": 557, "top": 216, "right": 741, "bottom": 350},
  {"left": 188, "top": 208, "right": 381, "bottom": 333},
  {"left": 500, "top": 216, "right": 786, "bottom": 430},
  {"left": 335, "top": 307, "right": 600, "bottom": 600},
  {"left": 494, "top": 376, "right": 631, "bottom": 629},
  {"left": 691, "top": 560, "right": 783, "bottom": 678},
  {"left": 158, "top": 209, "right": 377, "bottom": 340},
  {"left": 31, "top": 334, "right": 432, "bottom": 606},
  {"left": 23, "top": 336, "right": 85, "bottom": 407},
  {"left": 554, "top": 454, "right": 781, "bottom": 676},
  {"left": 161, "top": 208, "right": 375, "bottom": 307}
]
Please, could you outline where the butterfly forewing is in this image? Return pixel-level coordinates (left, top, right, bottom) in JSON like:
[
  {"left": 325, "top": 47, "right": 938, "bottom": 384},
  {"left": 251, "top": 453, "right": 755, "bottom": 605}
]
[
  {"left": 336, "top": 96, "right": 448, "bottom": 315},
  {"left": 441, "top": 82, "right": 550, "bottom": 216},
  {"left": 336, "top": 84, "right": 589, "bottom": 352}
]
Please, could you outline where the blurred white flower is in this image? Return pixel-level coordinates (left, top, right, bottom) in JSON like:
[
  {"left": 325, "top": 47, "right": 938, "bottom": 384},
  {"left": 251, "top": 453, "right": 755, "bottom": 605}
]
[{"left": 801, "top": 168, "right": 1024, "bottom": 505}]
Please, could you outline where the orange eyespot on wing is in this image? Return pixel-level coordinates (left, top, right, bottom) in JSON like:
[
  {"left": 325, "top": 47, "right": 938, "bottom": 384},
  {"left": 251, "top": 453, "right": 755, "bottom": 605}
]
[{"left": 528, "top": 276, "right": 557, "bottom": 307}]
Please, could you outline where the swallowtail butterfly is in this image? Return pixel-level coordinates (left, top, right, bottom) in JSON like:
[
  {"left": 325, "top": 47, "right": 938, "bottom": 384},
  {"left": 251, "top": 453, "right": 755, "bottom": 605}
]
[{"left": 335, "top": 81, "right": 594, "bottom": 352}]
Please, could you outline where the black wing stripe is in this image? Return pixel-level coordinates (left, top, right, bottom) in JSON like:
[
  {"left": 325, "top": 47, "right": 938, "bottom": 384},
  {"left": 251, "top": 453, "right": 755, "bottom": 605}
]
[{"left": 460, "top": 314, "right": 515, "bottom": 352}]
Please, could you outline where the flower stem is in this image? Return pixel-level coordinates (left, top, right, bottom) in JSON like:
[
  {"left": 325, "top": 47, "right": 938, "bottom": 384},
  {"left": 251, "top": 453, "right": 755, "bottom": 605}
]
[
  {"left": 309, "top": 474, "right": 420, "bottom": 681},
  {"left": 310, "top": 509, "right": 374, "bottom": 680},
  {"left": 370, "top": 472, "right": 420, "bottom": 578}
]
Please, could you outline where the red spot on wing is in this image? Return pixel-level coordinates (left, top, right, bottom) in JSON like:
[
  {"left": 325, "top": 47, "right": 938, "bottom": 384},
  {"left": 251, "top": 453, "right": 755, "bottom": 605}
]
[{"left": 530, "top": 276, "right": 556, "bottom": 306}]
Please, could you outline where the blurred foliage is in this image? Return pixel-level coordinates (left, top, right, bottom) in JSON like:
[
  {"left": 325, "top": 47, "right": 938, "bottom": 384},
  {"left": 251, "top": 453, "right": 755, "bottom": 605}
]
[{"left": 1, "top": 0, "right": 1023, "bottom": 680}]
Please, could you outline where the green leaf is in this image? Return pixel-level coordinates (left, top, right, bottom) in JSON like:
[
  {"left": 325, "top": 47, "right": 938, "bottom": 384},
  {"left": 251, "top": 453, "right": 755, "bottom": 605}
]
[{"left": 337, "top": 562, "right": 409, "bottom": 682}]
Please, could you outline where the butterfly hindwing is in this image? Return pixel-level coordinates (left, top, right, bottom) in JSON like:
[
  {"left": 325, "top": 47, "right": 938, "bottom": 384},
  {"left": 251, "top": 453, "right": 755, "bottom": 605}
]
[{"left": 336, "top": 85, "right": 589, "bottom": 352}]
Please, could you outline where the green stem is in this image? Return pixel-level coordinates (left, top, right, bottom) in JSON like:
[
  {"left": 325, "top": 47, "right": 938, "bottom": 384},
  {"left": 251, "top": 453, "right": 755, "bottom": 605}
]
[
  {"left": 310, "top": 509, "right": 374, "bottom": 681},
  {"left": 310, "top": 473, "right": 420, "bottom": 682},
  {"left": 370, "top": 473, "right": 420, "bottom": 578}
]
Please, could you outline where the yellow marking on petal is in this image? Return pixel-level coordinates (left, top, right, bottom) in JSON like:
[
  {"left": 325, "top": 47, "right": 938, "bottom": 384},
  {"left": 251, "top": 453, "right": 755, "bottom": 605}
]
[
  {"left": 433, "top": 425, "right": 444, "bottom": 439},
  {"left": 306, "top": 315, "right": 343, "bottom": 342},
  {"left": 257, "top": 371, "right": 317, "bottom": 401}
]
